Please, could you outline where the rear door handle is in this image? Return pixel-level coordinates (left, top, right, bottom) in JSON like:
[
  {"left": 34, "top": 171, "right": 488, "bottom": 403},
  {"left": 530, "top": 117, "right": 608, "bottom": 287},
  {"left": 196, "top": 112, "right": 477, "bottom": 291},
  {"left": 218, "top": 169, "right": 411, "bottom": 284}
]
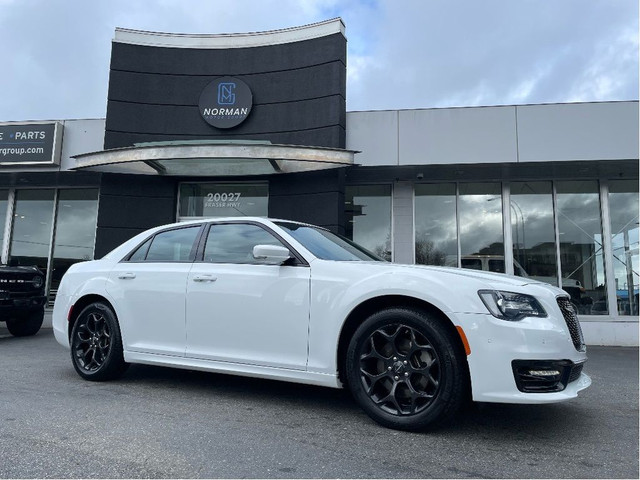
[
  {"left": 118, "top": 273, "right": 136, "bottom": 280},
  {"left": 193, "top": 275, "right": 217, "bottom": 283}
]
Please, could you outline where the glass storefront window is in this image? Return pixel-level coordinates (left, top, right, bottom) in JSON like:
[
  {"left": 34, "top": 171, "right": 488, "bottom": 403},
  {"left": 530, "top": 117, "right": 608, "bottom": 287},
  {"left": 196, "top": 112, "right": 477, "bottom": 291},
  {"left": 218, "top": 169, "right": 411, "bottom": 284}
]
[
  {"left": 415, "top": 184, "right": 457, "bottom": 266},
  {"left": 0, "top": 190, "right": 7, "bottom": 256},
  {"left": 608, "top": 180, "right": 639, "bottom": 316},
  {"left": 8, "top": 190, "right": 55, "bottom": 273},
  {"left": 345, "top": 185, "right": 392, "bottom": 261},
  {"left": 50, "top": 189, "right": 99, "bottom": 294},
  {"left": 459, "top": 183, "right": 504, "bottom": 262},
  {"left": 510, "top": 182, "right": 558, "bottom": 283},
  {"left": 556, "top": 181, "right": 607, "bottom": 315},
  {"left": 178, "top": 183, "right": 268, "bottom": 219}
]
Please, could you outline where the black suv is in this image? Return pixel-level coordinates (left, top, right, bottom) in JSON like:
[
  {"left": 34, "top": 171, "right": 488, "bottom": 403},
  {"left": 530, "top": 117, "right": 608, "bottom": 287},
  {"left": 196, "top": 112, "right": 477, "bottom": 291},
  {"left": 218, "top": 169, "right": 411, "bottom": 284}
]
[{"left": 0, "top": 265, "right": 46, "bottom": 336}]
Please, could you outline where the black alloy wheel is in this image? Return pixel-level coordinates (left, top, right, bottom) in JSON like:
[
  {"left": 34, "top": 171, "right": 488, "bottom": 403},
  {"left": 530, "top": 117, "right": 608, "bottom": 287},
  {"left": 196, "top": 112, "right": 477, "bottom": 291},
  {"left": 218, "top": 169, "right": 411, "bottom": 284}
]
[
  {"left": 70, "top": 302, "right": 128, "bottom": 381},
  {"left": 346, "top": 308, "right": 467, "bottom": 431}
]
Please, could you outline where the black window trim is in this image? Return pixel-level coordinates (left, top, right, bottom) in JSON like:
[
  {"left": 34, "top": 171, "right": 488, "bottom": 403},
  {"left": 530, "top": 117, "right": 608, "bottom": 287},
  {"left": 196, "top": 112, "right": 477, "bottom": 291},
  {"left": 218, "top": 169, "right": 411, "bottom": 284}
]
[
  {"left": 121, "top": 223, "right": 206, "bottom": 263},
  {"left": 195, "top": 220, "right": 309, "bottom": 267}
]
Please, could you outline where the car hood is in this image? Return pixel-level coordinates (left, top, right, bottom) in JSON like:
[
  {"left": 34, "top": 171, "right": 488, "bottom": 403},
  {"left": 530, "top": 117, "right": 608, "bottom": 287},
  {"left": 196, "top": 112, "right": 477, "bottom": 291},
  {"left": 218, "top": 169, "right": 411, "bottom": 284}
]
[{"left": 337, "top": 261, "right": 562, "bottom": 292}]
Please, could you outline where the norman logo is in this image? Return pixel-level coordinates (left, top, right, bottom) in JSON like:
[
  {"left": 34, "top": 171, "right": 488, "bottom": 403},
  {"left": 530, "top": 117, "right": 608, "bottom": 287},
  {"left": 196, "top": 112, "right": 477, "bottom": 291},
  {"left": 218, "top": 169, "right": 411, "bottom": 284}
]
[
  {"left": 218, "top": 83, "right": 236, "bottom": 105},
  {"left": 199, "top": 77, "right": 253, "bottom": 129}
]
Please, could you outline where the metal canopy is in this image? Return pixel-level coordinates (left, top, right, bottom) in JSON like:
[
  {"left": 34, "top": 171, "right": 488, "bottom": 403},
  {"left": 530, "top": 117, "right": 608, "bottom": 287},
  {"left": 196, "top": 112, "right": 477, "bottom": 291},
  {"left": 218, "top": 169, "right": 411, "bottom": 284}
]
[{"left": 71, "top": 141, "right": 356, "bottom": 176}]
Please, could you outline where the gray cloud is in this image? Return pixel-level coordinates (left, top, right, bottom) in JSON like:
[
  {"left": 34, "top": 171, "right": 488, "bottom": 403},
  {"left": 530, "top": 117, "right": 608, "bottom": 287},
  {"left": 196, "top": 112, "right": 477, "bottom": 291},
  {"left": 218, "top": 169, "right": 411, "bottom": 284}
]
[{"left": 0, "top": 0, "right": 637, "bottom": 122}]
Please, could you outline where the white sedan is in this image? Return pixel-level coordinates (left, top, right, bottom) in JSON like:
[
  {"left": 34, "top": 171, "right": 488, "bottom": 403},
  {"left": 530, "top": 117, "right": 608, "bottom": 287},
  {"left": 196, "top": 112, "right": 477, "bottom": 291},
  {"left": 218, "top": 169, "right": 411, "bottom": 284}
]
[{"left": 53, "top": 217, "right": 590, "bottom": 431}]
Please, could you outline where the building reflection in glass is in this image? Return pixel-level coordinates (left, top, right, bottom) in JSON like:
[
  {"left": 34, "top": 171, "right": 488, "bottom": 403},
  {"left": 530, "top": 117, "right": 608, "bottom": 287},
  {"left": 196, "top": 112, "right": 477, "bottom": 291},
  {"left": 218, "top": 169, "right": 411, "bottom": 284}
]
[
  {"left": 510, "top": 182, "right": 558, "bottom": 284},
  {"left": 0, "top": 190, "right": 7, "bottom": 251},
  {"left": 8, "top": 189, "right": 56, "bottom": 271},
  {"left": 556, "top": 181, "right": 608, "bottom": 314},
  {"left": 415, "top": 184, "right": 457, "bottom": 266},
  {"left": 50, "top": 189, "right": 99, "bottom": 295},
  {"left": 609, "top": 180, "right": 639, "bottom": 316},
  {"left": 459, "top": 183, "right": 504, "bottom": 259},
  {"left": 345, "top": 185, "right": 392, "bottom": 261}
]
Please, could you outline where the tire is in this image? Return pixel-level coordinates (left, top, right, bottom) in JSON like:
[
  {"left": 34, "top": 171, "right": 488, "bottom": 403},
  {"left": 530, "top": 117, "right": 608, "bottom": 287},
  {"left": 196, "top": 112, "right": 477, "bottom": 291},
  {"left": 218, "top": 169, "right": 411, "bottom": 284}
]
[
  {"left": 70, "top": 302, "right": 128, "bottom": 381},
  {"left": 6, "top": 307, "right": 44, "bottom": 337},
  {"left": 345, "top": 308, "right": 467, "bottom": 431}
]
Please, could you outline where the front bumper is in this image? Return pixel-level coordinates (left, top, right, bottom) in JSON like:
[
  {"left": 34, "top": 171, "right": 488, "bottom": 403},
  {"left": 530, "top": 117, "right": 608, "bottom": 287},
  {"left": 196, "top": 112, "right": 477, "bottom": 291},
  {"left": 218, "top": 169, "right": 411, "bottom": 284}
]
[
  {"left": 455, "top": 310, "right": 590, "bottom": 404},
  {"left": 0, "top": 295, "right": 47, "bottom": 316}
]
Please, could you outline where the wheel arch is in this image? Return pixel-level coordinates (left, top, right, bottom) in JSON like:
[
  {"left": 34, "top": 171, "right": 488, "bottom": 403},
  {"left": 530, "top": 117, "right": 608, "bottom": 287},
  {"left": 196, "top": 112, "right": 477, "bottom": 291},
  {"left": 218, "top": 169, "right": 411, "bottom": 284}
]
[
  {"left": 336, "top": 295, "right": 470, "bottom": 388},
  {"left": 67, "top": 294, "right": 118, "bottom": 340}
]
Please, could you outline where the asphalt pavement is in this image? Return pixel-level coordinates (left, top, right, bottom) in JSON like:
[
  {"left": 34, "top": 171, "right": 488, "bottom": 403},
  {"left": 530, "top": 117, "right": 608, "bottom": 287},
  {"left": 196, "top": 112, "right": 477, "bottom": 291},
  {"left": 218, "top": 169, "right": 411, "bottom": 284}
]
[{"left": 0, "top": 319, "right": 638, "bottom": 478}]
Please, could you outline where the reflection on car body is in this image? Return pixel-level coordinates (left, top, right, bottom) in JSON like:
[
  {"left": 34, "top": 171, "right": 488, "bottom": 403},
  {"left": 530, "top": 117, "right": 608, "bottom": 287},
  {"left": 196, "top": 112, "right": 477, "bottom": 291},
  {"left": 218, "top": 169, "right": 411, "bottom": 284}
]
[{"left": 53, "top": 217, "right": 590, "bottom": 431}]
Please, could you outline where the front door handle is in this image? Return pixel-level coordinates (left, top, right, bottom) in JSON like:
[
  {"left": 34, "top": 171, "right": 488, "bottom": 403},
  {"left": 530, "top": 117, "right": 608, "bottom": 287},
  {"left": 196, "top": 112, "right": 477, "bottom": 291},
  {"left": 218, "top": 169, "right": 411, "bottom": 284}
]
[
  {"left": 193, "top": 275, "right": 217, "bottom": 283},
  {"left": 118, "top": 273, "right": 136, "bottom": 280}
]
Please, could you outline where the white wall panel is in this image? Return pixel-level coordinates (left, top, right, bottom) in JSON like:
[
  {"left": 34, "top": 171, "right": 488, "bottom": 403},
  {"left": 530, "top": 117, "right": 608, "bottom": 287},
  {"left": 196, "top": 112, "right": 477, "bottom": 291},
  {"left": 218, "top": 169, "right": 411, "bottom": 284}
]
[
  {"left": 60, "top": 119, "right": 106, "bottom": 170},
  {"left": 517, "top": 102, "right": 639, "bottom": 162},
  {"left": 398, "top": 106, "right": 517, "bottom": 165},
  {"left": 346, "top": 111, "right": 398, "bottom": 166},
  {"left": 392, "top": 181, "right": 414, "bottom": 264}
]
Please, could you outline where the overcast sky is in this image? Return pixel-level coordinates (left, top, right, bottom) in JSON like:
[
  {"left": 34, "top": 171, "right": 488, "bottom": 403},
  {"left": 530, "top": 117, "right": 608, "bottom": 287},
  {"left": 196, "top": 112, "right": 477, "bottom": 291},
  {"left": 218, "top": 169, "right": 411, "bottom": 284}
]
[{"left": 0, "top": 0, "right": 637, "bottom": 122}]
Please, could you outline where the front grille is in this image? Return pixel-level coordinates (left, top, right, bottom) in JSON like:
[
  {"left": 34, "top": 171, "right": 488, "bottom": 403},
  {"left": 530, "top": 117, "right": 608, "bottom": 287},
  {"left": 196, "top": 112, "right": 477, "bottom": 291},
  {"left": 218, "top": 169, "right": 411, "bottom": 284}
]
[
  {"left": 557, "top": 297, "right": 586, "bottom": 352},
  {"left": 0, "top": 277, "right": 42, "bottom": 293}
]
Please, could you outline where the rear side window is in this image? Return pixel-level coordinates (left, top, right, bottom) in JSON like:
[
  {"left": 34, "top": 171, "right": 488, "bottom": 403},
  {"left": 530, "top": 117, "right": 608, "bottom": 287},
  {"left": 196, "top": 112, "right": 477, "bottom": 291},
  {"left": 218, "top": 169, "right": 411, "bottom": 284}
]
[
  {"left": 130, "top": 226, "right": 200, "bottom": 262},
  {"left": 128, "top": 238, "right": 152, "bottom": 262}
]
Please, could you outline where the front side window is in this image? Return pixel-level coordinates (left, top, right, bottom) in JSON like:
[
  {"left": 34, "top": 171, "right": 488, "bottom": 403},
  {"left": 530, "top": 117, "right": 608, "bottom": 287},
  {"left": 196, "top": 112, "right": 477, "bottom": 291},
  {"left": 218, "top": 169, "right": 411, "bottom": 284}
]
[
  {"left": 144, "top": 226, "right": 200, "bottom": 262},
  {"left": 204, "top": 223, "right": 284, "bottom": 264}
]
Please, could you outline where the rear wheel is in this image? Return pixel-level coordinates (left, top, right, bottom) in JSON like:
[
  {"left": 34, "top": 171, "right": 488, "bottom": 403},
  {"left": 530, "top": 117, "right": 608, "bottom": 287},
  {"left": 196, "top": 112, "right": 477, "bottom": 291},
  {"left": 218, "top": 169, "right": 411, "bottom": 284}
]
[
  {"left": 346, "top": 308, "right": 467, "bottom": 431},
  {"left": 6, "top": 308, "right": 44, "bottom": 337},
  {"left": 70, "top": 302, "right": 128, "bottom": 381}
]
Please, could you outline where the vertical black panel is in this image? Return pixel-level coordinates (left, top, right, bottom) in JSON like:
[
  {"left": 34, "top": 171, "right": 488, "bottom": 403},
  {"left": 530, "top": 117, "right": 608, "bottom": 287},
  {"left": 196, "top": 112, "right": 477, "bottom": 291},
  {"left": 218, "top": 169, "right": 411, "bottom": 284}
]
[
  {"left": 269, "top": 169, "right": 345, "bottom": 234},
  {"left": 105, "top": 31, "right": 346, "bottom": 150},
  {"left": 94, "top": 173, "right": 177, "bottom": 258}
]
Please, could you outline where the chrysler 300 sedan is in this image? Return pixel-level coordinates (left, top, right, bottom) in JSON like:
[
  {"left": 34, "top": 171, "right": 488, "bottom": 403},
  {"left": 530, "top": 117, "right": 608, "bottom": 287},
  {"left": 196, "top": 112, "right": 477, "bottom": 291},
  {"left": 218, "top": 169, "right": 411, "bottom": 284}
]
[{"left": 53, "top": 217, "right": 590, "bottom": 431}]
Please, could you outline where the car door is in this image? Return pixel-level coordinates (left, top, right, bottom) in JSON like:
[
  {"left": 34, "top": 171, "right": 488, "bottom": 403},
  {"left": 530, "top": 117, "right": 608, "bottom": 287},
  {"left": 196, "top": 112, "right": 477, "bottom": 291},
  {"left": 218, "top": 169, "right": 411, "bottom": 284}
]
[
  {"left": 185, "top": 222, "right": 310, "bottom": 370},
  {"left": 106, "top": 224, "right": 202, "bottom": 357}
]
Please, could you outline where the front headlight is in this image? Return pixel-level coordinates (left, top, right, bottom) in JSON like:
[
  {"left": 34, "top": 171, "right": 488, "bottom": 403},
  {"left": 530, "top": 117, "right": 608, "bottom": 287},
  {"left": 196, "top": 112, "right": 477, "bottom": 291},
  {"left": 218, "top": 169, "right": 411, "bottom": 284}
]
[
  {"left": 478, "top": 290, "right": 547, "bottom": 321},
  {"left": 32, "top": 276, "right": 44, "bottom": 289}
]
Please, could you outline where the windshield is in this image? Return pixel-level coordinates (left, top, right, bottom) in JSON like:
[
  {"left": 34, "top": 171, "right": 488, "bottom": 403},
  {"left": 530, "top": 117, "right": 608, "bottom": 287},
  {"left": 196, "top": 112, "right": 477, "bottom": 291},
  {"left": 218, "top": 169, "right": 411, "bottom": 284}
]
[{"left": 275, "top": 222, "right": 383, "bottom": 262}]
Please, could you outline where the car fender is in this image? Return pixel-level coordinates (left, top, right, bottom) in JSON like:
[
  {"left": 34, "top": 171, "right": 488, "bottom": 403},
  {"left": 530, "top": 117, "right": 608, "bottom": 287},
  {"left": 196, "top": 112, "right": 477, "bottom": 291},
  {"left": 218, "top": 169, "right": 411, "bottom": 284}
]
[{"left": 306, "top": 261, "right": 484, "bottom": 376}]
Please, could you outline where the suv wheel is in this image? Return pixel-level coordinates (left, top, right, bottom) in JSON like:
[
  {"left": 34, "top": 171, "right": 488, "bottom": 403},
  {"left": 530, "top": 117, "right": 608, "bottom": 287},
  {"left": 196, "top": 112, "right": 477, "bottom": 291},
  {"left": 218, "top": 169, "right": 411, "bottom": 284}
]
[{"left": 6, "top": 308, "right": 44, "bottom": 337}]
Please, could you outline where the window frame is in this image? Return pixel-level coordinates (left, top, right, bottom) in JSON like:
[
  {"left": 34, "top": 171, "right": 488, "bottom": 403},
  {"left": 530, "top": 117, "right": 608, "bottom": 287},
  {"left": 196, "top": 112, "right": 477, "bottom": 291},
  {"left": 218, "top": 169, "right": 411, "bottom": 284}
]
[
  {"left": 122, "top": 224, "right": 205, "bottom": 263},
  {"left": 194, "top": 220, "right": 309, "bottom": 267}
]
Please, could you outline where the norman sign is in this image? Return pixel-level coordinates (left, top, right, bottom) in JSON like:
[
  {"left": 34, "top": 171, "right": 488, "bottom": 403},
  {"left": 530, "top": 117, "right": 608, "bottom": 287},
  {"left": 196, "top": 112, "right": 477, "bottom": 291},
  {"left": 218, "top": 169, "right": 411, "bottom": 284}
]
[
  {"left": 0, "top": 122, "right": 61, "bottom": 166},
  {"left": 199, "top": 77, "right": 253, "bottom": 129}
]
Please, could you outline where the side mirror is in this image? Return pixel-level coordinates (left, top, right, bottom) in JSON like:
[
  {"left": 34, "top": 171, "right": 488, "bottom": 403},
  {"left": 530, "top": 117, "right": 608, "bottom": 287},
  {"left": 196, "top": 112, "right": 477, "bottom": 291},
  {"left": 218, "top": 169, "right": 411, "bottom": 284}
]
[{"left": 252, "top": 244, "right": 292, "bottom": 265}]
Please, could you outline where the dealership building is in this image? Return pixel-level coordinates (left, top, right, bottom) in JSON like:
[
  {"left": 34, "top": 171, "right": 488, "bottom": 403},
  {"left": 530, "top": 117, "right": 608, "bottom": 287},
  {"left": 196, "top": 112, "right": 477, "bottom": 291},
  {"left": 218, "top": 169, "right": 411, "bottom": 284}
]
[{"left": 1, "top": 19, "right": 638, "bottom": 345}]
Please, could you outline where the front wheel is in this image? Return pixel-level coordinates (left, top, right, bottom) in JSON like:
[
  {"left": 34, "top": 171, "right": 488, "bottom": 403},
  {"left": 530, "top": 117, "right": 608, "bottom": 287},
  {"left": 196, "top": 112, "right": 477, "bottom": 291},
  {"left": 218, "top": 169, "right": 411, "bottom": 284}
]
[
  {"left": 346, "top": 308, "right": 467, "bottom": 431},
  {"left": 70, "top": 302, "right": 128, "bottom": 381},
  {"left": 6, "top": 308, "right": 44, "bottom": 337}
]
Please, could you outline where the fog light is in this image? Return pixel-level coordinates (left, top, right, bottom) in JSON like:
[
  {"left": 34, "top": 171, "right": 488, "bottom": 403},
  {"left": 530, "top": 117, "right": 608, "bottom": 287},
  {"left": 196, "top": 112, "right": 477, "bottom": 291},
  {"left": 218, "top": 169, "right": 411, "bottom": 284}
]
[{"left": 528, "top": 370, "right": 561, "bottom": 376}]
